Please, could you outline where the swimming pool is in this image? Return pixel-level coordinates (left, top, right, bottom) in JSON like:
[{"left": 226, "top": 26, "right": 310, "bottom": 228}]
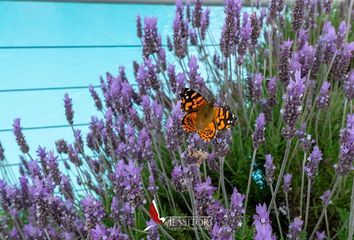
[{"left": 0, "top": 1, "right": 224, "bottom": 171}]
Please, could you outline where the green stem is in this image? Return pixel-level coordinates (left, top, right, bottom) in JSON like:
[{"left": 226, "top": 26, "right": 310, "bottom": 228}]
[
  {"left": 271, "top": 185, "right": 284, "bottom": 240},
  {"left": 341, "top": 99, "right": 348, "bottom": 130},
  {"left": 325, "top": 210, "right": 331, "bottom": 239},
  {"left": 268, "top": 140, "right": 292, "bottom": 212},
  {"left": 285, "top": 192, "right": 291, "bottom": 225},
  {"left": 304, "top": 178, "right": 312, "bottom": 231},
  {"left": 219, "top": 157, "right": 229, "bottom": 208},
  {"left": 348, "top": 177, "right": 354, "bottom": 240},
  {"left": 300, "top": 152, "right": 307, "bottom": 217},
  {"left": 242, "top": 147, "right": 258, "bottom": 234}
]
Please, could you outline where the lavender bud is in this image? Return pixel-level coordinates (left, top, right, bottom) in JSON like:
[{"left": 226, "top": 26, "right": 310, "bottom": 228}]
[
  {"left": 283, "top": 173, "right": 293, "bottom": 193},
  {"left": 249, "top": 73, "right": 263, "bottom": 103},
  {"left": 81, "top": 195, "right": 105, "bottom": 230},
  {"left": 316, "top": 231, "right": 326, "bottom": 240},
  {"left": 143, "top": 17, "right": 160, "bottom": 58},
  {"left": 264, "top": 154, "right": 275, "bottom": 185},
  {"left": 250, "top": 12, "right": 261, "bottom": 46},
  {"left": 253, "top": 203, "right": 276, "bottom": 240},
  {"left": 136, "top": 15, "right": 142, "bottom": 39},
  {"left": 343, "top": 70, "right": 354, "bottom": 100},
  {"left": 63, "top": 93, "right": 74, "bottom": 125},
  {"left": 146, "top": 220, "right": 160, "bottom": 240},
  {"left": 192, "top": 0, "right": 203, "bottom": 28},
  {"left": 194, "top": 177, "right": 216, "bottom": 216},
  {"left": 12, "top": 118, "right": 29, "bottom": 154},
  {"left": 336, "top": 114, "right": 354, "bottom": 176},
  {"left": 292, "top": 0, "right": 305, "bottom": 33},
  {"left": 200, "top": 8, "right": 210, "bottom": 40},
  {"left": 89, "top": 85, "right": 103, "bottom": 111},
  {"left": 281, "top": 70, "right": 305, "bottom": 139},
  {"left": 279, "top": 40, "right": 293, "bottom": 85},
  {"left": 166, "top": 35, "right": 173, "bottom": 51},
  {"left": 252, "top": 113, "right": 266, "bottom": 148},
  {"left": 317, "top": 81, "right": 331, "bottom": 109},
  {"left": 288, "top": 217, "right": 303, "bottom": 240}
]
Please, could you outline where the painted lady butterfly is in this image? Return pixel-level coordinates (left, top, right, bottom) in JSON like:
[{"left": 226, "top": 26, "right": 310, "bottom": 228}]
[{"left": 180, "top": 88, "right": 237, "bottom": 141}]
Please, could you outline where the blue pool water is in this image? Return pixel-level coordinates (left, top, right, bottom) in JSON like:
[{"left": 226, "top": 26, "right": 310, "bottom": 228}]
[{"left": 0, "top": 1, "right": 224, "bottom": 171}]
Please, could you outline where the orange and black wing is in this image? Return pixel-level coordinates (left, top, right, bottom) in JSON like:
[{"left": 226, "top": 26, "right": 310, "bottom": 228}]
[
  {"left": 180, "top": 88, "right": 208, "bottom": 112},
  {"left": 197, "top": 121, "right": 217, "bottom": 141},
  {"left": 214, "top": 107, "right": 237, "bottom": 131},
  {"left": 182, "top": 112, "right": 197, "bottom": 132}
]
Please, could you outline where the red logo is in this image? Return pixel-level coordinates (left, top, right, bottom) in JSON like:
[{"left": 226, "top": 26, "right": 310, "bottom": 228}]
[{"left": 144, "top": 199, "right": 166, "bottom": 231}]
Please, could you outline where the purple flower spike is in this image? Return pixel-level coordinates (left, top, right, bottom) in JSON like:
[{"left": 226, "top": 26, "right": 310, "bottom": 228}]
[
  {"left": 89, "top": 85, "right": 103, "bottom": 111},
  {"left": 200, "top": 8, "right": 210, "bottom": 40},
  {"left": 252, "top": 113, "right": 266, "bottom": 148},
  {"left": 12, "top": 118, "right": 29, "bottom": 154},
  {"left": 228, "top": 187, "right": 245, "bottom": 230},
  {"left": 336, "top": 114, "right": 354, "bottom": 176},
  {"left": 148, "top": 175, "right": 158, "bottom": 196},
  {"left": 81, "top": 195, "right": 105, "bottom": 231},
  {"left": 288, "top": 217, "right": 303, "bottom": 239},
  {"left": 283, "top": 173, "right": 293, "bottom": 193},
  {"left": 237, "top": 12, "right": 253, "bottom": 64},
  {"left": 267, "top": 77, "right": 277, "bottom": 107},
  {"left": 281, "top": 70, "right": 305, "bottom": 139},
  {"left": 316, "top": 231, "right": 326, "bottom": 240},
  {"left": 195, "top": 177, "right": 216, "bottom": 216},
  {"left": 211, "top": 224, "right": 233, "bottom": 240},
  {"left": 143, "top": 17, "right": 160, "bottom": 58},
  {"left": 279, "top": 40, "right": 293, "bottom": 85},
  {"left": 317, "top": 81, "right": 331, "bottom": 109},
  {"left": 305, "top": 146, "right": 323, "bottom": 180},
  {"left": 192, "top": 0, "right": 203, "bottom": 28},
  {"left": 331, "top": 42, "right": 354, "bottom": 82},
  {"left": 90, "top": 224, "right": 107, "bottom": 240},
  {"left": 166, "top": 102, "right": 184, "bottom": 150},
  {"left": 250, "top": 12, "right": 261, "bottom": 46},
  {"left": 173, "top": 10, "right": 188, "bottom": 58},
  {"left": 250, "top": 73, "right": 263, "bottom": 103},
  {"left": 63, "top": 93, "right": 74, "bottom": 125},
  {"left": 188, "top": 55, "right": 205, "bottom": 90},
  {"left": 46, "top": 151, "right": 61, "bottom": 185},
  {"left": 189, "top": 28, "right": 198, "bottom": 45},
  {"left": 253, "top": 203, "right": 276, "bottom": 240},
  {"left": 220, "top": 0, "right": 241, "bottom": 57},
  {"left": 112, "top": 160, "right": 146, "bottom": 207},
  {"left": 264, "top": 154, "right": 275, "bottom": 185},
  {"left": 167, "top": 35, "right": 173, "bottom": 51},
  {"left": 343, "top": 70, "right": 354, "bottom": 100},
  {"left": 292, "top": 0, "right": 305, "bottom": 32},
  {"left": 337, "top": 21, "right": 347, "bottom": 49},
  {"left": 136, "top": 15, "right": 142, "bottom": 39},
  {"left": 323, "top": 0, "right": 331, "bottom": 14},
  {"left": 146, "top": 220, "right": 160, "bottom": 240}
]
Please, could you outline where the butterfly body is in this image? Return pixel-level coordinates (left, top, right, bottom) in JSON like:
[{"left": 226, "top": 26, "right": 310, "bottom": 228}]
[
  {"left": 180, "top": 88, "right": 237, "bottom": 141},
  {"left": 194, "top": 102, "right": 215, "bottom": 131}
]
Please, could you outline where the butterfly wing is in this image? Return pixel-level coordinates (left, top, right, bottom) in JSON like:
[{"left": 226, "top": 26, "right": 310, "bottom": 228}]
[
  {"left": 197, "top": 121, "right": 217, "bottom": 141},
  {"left": 182, "top": 111, "right": 197, "bottom": 132},
  {"left": 214, "top": 107, "right": 237, "bottom": 131},
  {"left": 180, "top": 88, "right": 208, "bottom": 112}
]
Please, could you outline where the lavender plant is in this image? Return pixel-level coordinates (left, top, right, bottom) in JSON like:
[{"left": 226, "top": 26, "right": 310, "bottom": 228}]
[{"left": 0, "top": 0, "right": 353, "bottom": 239}]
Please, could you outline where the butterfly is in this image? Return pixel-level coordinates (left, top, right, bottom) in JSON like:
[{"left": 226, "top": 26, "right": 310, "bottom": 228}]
[{"left": 180, "top": 88, "right": 237, "bottom": 141}]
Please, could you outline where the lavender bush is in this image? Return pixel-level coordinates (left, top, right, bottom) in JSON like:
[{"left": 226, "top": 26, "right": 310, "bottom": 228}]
[{"left": 0, "top": 0, "right": 354, "bottom": 239}]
